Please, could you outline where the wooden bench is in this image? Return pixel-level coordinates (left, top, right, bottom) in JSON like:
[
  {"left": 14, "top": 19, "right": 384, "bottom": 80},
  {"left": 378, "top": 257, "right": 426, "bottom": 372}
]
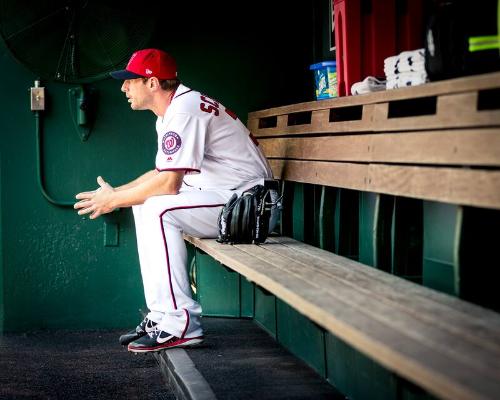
[{"left": 186, "top": 71, "right": 500, "bottom": 400}]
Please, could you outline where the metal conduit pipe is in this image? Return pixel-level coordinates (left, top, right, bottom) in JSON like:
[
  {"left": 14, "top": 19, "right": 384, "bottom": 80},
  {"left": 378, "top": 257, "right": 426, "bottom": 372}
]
[{"left": 34, "top": 111, "right": 74, "bottom": 207}]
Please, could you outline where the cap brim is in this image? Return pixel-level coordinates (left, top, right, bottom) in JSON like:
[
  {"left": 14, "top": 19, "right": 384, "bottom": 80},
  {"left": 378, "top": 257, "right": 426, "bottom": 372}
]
[{"left": 109, "top": 69, "right": 144, "bottom": 79}]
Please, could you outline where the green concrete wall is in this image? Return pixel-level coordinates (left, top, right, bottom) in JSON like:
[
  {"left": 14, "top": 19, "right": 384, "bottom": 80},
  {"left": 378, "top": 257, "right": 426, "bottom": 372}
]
[
  {"left": 0, "top": 37, "right": 155, "bottom": 331},
  {"left": 0, "top": 2, "right": 314, "bottom": 332}
]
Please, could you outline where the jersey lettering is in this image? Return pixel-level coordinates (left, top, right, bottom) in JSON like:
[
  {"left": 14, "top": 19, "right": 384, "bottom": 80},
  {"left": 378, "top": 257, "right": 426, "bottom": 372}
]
[
  {"left": 200, "top": 95, "right": 220, "bottom": 116},
  {"left": 201, "top": 95, "right": 219, "bottom": 107},
  {"left": 200, "top": 95, "right": 239, "bottom": 121},
  {"left": 200, "top": 103, "right": 219, "bottom": 116}
]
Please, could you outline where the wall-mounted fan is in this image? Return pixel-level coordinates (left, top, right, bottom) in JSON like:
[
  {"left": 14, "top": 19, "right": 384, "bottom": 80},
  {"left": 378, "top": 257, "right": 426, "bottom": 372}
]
[{"left": 0, "top": 1, "right": 155, "bottom": 83}]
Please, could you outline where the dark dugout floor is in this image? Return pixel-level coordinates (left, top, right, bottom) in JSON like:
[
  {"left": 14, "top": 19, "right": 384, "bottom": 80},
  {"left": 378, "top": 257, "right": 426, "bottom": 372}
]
[
  {"left": 184, "top": 318, "right": 343, "bottom": 400},
  {"left": 0, "top": 319, "right": 343, "bottom": 400},
  {"left": 0, "top": 329, "right": 174, "bottom": 400}
]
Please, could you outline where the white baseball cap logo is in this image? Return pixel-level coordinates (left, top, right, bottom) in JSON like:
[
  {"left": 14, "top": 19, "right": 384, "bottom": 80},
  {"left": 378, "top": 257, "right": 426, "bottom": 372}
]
[{"left": 145, "top": 68, "right": 153, "bottom": 75}]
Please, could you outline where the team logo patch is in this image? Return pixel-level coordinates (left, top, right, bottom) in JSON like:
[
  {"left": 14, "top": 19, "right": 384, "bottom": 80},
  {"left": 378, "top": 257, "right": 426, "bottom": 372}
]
[{"left": 162, "top": 131, "right": 182, "bottom": 155}]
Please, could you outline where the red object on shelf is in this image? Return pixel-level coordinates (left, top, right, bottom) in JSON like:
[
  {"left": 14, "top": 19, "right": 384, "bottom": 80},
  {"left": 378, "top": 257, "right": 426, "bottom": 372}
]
[
  {"left": 361, "top": 0, "right": 396, "bottom": 78},
  {"left": 396, "top": 0, "right": 424, "bottom": 52},
  {"left": 334, "top": 0, "right": 361, "bottom": 97},
  {"left": 334, "top": 0, "right": 398, "bottom": 96}
]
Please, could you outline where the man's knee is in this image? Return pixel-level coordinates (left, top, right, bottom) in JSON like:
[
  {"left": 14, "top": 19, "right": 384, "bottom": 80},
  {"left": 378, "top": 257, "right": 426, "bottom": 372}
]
[
  {"left": 141, "top": 195, "right": 189, "bottom": 226},
  {"left": 142, "top": 195, "right": 175, "bottom": 214}
]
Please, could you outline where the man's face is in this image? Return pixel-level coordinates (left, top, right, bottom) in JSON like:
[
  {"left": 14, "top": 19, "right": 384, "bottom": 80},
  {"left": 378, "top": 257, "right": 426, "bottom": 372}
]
[{"left": 121, "top": 78, "right": 150, "bottom": 110}]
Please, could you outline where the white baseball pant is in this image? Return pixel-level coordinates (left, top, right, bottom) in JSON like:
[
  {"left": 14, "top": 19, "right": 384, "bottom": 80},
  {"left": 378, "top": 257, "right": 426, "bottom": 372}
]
[{"left": 132, "top": 185, "right": 233, "bottom": 339}]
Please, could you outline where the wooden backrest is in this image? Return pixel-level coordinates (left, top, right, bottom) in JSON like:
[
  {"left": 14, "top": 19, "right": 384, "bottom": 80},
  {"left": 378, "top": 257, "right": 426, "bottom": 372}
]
[{"left": 248, "top": 72, "right": 500, "bottom": 210}]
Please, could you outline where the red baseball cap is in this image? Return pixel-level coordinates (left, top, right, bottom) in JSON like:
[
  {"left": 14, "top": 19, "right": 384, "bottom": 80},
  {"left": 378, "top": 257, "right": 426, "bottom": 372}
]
[{"left": 110, "top": 49, "right": 177, "bottom": 80}]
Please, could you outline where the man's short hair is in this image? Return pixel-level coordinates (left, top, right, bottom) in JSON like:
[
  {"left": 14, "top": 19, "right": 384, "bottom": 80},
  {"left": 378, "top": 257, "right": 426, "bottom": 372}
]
[
  {"left": 160, "top": 78, "right": 181, "bottom": 91},
  {"left": 142, "top": 77, "right": 180, "bottom": 91}
]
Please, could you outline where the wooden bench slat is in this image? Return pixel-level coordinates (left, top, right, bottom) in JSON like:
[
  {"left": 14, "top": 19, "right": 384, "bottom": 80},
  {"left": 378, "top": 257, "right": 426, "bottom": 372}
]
[
  {"left": 233, "top": 242, "right": 500, "bottom": 373},
  {"left": 248, "top": 71, "right": 500, "bottom": 120},
  {"left": 268, "top": 237, "right": 500, "bottom": 327},
  {"left": 259, "top": 128, "right": 500, "bottom": 166},
  {"left": 370, "top": 94, "right": 500, "bottom": 132},
  {"left": 248, "top": 105, "right": 376, "bottom": 136},
  {"left": 252, "top": 106, "right": 500, "bottom": 137},
  {"left": 249, "top": 72, "right": 500, "bottom": 137},
  {"left": 185, "top": 235, "right": 500, "bottom": 400},
  {"left": 269, "top": 159, "right": 500, "bottom": 209},
  {"left": 259, "top": 237, "right": 500, "bottom": 353},
  {"left": 249, "top": 118, "right": 373, "bottom": 137}
]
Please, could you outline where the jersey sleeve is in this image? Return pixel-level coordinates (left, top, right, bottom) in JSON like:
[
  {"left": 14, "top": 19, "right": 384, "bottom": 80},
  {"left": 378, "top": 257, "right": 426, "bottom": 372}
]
[{"left": 155, "top": 113, "right": 206, "bottom": 174}]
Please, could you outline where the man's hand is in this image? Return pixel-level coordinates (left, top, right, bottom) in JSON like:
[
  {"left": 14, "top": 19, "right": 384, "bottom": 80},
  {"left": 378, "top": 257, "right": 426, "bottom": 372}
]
[{"left": 74, "top": 176, "right": 116, "bottom": 220}]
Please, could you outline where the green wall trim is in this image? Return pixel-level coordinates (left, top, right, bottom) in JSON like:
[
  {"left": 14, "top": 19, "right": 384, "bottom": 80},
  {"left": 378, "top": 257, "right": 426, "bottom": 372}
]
[
  {"left": 318, "top": 185, "right": 336, "bottom": 251},
  {"left": 240, "top": 277, "right": 254, "bottom": 318},
  {"left": 292, "top": 183, "right": 306, "bottom": 242},
  {"left": 326, "top": 332, "right": 398, "bottom": 400},
  {"left": 326, "top": 333, "right": 436, "bottom": 400},
  {"left": 391, "top": 198, "right": 423, "bottom": 283},
  {"left": 359, "top": 192, "right": 378, "bottom": 266},
  {"left": 254, "top": 285, "right": 277, "bottom": 338},
  {"left": 423, "top": 202, "right": 461, "bottom": 295},
  {"left": 276, "top": 299, "right": 326, "bottom": 377},
  {"left": 196, "top": 250, "right": 240, "bottom": 318}
]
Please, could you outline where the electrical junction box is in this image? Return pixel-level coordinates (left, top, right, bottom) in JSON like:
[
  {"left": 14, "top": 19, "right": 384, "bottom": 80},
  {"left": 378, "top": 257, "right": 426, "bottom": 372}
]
[{"left": 30, "top": 85, "right": 45, "bottom": 111}]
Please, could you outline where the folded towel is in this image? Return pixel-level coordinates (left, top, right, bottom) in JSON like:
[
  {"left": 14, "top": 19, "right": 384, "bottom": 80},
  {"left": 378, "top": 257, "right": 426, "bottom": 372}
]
[
  {"left": 383, "top": 48, "right": 427, "bottom": 89},
  {"left": 384, "top": 48, "right": 425, "bottom": 66},
  {"left": 384, "top": 60, "right": 426, "bottom": 75},
  {"left": 385, "top": 68, "right": 427, "bottom": 81},
  {"left": 384, "top": 48, "right": 426, "bottom": 75},
  {"left": 386, "top": 72, "right": 427, "bottom": 89},
  {"left": 351, "top": 76, "right": 387, "bottom": 95}
]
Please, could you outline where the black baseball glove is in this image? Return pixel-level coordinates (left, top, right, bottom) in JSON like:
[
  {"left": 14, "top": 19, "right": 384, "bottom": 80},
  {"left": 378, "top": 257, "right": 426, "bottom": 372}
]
[{"left": 217, "top": 184, "right": 279, "bottom": 244}]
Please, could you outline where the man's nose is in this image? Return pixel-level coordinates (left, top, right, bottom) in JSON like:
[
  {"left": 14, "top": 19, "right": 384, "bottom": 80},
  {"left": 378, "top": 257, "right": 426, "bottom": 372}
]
[{"left": 121, "top": 81, "right": 128, "bottom": 92}]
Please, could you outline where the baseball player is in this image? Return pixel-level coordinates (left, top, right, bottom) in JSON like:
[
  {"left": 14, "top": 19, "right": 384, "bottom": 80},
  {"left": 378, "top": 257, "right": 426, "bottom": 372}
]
[{"left": 74, "top": 48, "right": 274, "bottom": 353}]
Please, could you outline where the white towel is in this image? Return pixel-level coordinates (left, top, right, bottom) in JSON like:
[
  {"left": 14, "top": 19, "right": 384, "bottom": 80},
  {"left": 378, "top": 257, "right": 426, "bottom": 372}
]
[
  {"left": 351, "top": 76, "right": 387, "bottom": 95},
  {"left": 386, "top": 72, "right": 428, "bottom": 89},
  {"left": 383, "top": 48, "right": 427, "bottom": 89},
  {"left": 384, "top": 48, "right": 426, "bottom": 75}
]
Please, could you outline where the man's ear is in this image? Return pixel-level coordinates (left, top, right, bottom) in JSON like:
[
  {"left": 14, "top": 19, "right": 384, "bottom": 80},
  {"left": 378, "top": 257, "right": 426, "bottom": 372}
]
[{"left": 149, "top": 77, "right": 160, "bottom": 90}]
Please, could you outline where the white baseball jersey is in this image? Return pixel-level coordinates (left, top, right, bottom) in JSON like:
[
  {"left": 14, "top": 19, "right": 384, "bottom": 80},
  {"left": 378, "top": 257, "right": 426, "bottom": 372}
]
[
  {"left": 134, "top": 83, "right": 276, "bottom": 339},
  {"left": 155, "top": 84, "right": 273, "bottom": 189}
]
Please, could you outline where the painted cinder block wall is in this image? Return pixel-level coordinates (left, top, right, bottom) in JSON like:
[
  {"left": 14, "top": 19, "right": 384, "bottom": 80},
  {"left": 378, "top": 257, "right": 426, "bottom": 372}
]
[{"left": 0, "top": 2, "right": 315, "bottom": 332}]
